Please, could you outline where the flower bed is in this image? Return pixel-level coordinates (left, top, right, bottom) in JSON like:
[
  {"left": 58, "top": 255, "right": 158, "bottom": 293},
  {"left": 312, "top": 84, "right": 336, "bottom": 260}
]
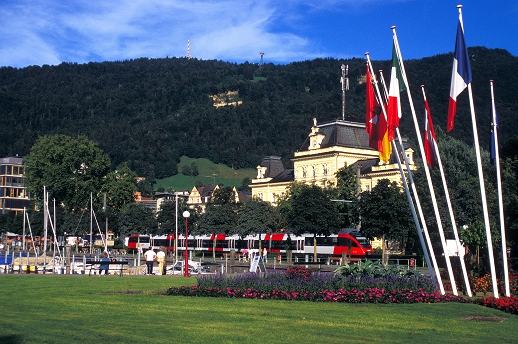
[
  {"left": 166, "top": 269, "right": 461, "bottom": 304},
  {"left": 193, "top": 269, "right": 436, "bottom": 295},
  {"left": 165, "top": 266, "right": 518, "bottom": 315},
  {"left": 167, "top": 284, "right": 469, "bottom": 303},
  {"left": 473, "top": 296, "right": 518, "bottom": 315}
]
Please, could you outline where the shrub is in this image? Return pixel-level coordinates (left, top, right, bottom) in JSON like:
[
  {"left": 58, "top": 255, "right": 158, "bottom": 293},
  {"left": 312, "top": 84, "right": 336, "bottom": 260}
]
[
  {"left": 285, "top": 266, "right": 311, "bottom": 281},
  {"left": 333, "top": 260, "right": 419, "bottom": 278}
]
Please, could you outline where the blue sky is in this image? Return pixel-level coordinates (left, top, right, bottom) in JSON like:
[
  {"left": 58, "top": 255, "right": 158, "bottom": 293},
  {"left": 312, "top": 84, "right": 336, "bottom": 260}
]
[{"left": 1, "top": 0, "right": 516, "bottom": 68}]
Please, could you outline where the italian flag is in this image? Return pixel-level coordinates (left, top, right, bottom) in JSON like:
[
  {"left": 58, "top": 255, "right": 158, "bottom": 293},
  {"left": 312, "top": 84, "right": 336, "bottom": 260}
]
[{"left": 387, "top": 41, "right": 406, "bottom": 142}]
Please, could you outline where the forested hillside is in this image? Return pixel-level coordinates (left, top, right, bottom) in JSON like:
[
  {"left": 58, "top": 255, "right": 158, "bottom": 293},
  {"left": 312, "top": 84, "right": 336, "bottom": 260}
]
[{"left": 0, "top": 47, "right": 516, "bottom": 179}]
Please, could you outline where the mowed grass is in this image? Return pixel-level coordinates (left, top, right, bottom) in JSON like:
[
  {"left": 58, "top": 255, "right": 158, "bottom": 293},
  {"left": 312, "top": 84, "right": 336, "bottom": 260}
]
[
  {"left": 156, "top": 156, "right": 256, "bottom": 191},
  {"left": 0, "top": 275, "right": 517, "bottom": 344}
]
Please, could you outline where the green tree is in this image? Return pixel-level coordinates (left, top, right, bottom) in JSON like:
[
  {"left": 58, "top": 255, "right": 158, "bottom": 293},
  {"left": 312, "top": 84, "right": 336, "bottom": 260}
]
[
  {"left": 116, "top": 203, "right": 157, "bottom": 237},
  {"left": 137, "top": 179, "right": 154, "bottom": 198},
  {"left": 190, "top": 161, "right": 199, "bottom": 177},
  {"left": 328, "top": 163, "right": 358, "bottom": 228},
  {"left": 156, "top": 198, "right": 192, "bottom": 235},
  {"left": 0, "top": 211, "right": 23, "bottom": 236},
  {"left": 197, "top": 204, "right": 238, "bottom": 236},
  {"left": 501, "top": 157, "right": 518, "bottom": 257},
  {"left": 23, "top": 134, "right": 111, "bottom": 213},
  {"left": 276, "top": 181, "right": 307, "bottom": 228},
  {"left": 414, "top": 132, "right": 498, "bottom": 235},
  {"left": 359, "top": 179, "right": 413, "bottom": 251},
  {"left": 100, "top": 163, "right": 137, "bottom": 213},
  {"left": 238, "top": 177, "right": 251, "bottom": 191},
  {"left": 181, "top": 165, "right": 192, "bottom": 176},
  {"left": 285, "top": 184, "right": 341, "bottom": 259},
  {"left": 235, "top": 199, "right": 280, "bottom": 238},
  {"left": 197, "top": 186, "right": 240, "bottom": 236}
]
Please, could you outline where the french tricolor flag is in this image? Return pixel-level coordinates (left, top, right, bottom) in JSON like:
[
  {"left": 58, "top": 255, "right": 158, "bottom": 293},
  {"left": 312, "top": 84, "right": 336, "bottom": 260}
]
[{"left": 447, "top": 14, "right": 472, "bottom": 132}]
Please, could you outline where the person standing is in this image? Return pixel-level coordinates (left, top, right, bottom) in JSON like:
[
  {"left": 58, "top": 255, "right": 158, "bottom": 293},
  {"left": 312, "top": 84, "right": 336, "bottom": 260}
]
[
  {"left": 144, "top": 246, "right": 157, "bottom": 275},
  {"left": 262, "top": 247, "right": 267, "bottom": 263},
  {"left": 156, "top": 247, "right": 166, "bottom": 275}
]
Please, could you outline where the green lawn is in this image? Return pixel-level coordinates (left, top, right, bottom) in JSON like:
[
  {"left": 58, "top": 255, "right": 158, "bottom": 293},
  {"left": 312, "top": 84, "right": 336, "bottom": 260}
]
[
  {"left": 0, "top": 275, "right": 517, "bottom": 344},
  {"left": 155, "top": 156, "right": 256, "bottom": 191}
]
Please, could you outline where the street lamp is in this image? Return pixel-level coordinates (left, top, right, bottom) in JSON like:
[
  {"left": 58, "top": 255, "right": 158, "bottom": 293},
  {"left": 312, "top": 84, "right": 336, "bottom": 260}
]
[{"left": 182, "top": 210, "right": 190, "bottom": 277}]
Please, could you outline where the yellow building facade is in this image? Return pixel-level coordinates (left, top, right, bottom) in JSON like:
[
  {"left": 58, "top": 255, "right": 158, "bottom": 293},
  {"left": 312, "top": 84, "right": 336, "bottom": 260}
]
[{"left": 251, "top": 119, "right": 415, "bottom": 203}]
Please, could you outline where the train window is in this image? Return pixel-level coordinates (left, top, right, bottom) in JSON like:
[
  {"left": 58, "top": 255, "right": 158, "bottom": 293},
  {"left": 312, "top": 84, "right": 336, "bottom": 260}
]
[
  {"left": 355, "top": 236, "right": 371, "bottom": 248},
  {"left": 338, "top": 238, "right": 359, "bottom": 247}
]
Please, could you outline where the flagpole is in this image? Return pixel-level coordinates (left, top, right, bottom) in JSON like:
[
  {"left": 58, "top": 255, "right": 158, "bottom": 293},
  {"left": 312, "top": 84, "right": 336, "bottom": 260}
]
[
  {"left": 380, "top": 69, "right": 441, "bottom": 292},
  {"left": 422, "top": 85, "right": 472, "bottom": 296},
  {"left": 43, "top": 186, "right": 48, "bottom": 272},
  {"left": 366, "top": 53, "right": 441, "bottom": 292},
  {"left": 490, "top": 80, "right": 509, "bottom": 297},
  {"left": 391, "top": 26, "right": 458, "bottom": 295},
  {"left": 457, "top": 6, "right": 498, "bottom": 297}
]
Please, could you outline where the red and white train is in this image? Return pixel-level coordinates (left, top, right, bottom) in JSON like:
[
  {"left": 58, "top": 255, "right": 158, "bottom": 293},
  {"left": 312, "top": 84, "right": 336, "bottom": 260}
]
[{"left": 124, "top": 229, "right": 372, "bottom": 257}]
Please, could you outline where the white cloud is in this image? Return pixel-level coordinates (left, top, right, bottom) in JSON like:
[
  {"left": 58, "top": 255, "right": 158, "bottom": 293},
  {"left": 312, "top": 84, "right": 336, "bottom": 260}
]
[{"left": 0, "top": 0, "right": 338, "bottom": 67}]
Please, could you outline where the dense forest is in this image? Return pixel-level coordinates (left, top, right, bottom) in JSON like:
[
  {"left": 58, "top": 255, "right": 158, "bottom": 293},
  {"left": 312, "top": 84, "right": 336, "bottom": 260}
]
[{"left": 0, "top": 47, "right": 516, "bottom": 179}]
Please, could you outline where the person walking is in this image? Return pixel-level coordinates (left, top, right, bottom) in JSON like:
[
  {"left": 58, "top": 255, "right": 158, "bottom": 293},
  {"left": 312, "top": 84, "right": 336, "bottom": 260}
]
[
  {"left": 156, "top": 247, "right": 166, "bottom": 275},
  {"left": 143, "top": 246, "right": 157, "bottom": 275}
]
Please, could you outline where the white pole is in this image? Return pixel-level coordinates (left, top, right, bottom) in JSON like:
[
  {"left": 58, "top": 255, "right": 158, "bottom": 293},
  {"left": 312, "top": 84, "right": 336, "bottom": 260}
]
[
  {"left": 422, "top": 85, "right": 472, "bottom": 296},
  {"left": 104, "top": 193, "right": 108, "bottom": 253},
  {"left": 26, "top": 210, "right": 36, "bottom": 252},
  {"left": 490, "top": 80, "right": 509, "bottom": 297},
  {"left": 52, "top": 198, "right": 56, "bottom": 269},
  {"left": 22, "top": 207, "right": 26, "bottom": 252},
  {"left": 43, "top": 186, "right": 48, "bottom": 272},
  {"left": 392, "top": 27, "right": 458, "bottom": 295},
  {"left": 377, "top": 66, "right": 441, "bottom": 291},
  {"left": 175, "top": 192, "right": 178, "bottom": 264},
  {"left": 366, "top": 54, "right": 441, "bottom": 291},
  {"left": 457, "top": 5, "right": 497, "bottom": 296},
  {"left": 90, "top": 193, "right": 93, "bottom": 255},
  {"left": 466, "top": 82, "right": 498, "bottom": 296}
]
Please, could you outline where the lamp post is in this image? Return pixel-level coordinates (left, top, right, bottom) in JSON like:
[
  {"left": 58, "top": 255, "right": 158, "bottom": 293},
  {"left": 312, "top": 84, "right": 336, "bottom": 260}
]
[{"left": 182, "top": 210, "right": 190, "bottom": 277}]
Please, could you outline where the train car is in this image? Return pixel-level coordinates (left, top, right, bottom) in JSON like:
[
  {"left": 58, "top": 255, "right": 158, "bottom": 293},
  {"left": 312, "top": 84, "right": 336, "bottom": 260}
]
[
  {"left": 339, "top": 228, "right": 373, "bottom": 254},
  {"left": 302, "top": 232, "right": 372, "bottom": 257},
  {"left": 185, "top": 233, "right": 238, "bottom": 253},
  {"left": 124, "top": 231, "right": 372, "bottom": 258},
  {"left": 124, "top": 234, "right": 151, "bottom": 252},
  {"left": 150, "top": 234, "right": 175, "bottom": 252},
  {"left": 261, "top": 233, "right": 305, "bottom": 253}
]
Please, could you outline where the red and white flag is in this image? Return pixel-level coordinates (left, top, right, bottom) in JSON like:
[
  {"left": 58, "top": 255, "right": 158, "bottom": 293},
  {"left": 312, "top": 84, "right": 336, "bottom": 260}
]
[
  {"left": 423, "top": 95, "right": 438, "bottom": 168},
  {"left": 365, "top": 64, "right": 379, "bottom": 150},
  {"left": 387, "top": 41, "right": 406, "bottom": 141}
]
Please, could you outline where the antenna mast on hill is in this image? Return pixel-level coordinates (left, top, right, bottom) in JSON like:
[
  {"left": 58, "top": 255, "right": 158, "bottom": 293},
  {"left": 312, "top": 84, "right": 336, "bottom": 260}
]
[
  {"left": 341, "top": 64, "right": 349, "bottom": 120},
  {"left": 187, "top": 39, "right": 191, "bottom": 59}
]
